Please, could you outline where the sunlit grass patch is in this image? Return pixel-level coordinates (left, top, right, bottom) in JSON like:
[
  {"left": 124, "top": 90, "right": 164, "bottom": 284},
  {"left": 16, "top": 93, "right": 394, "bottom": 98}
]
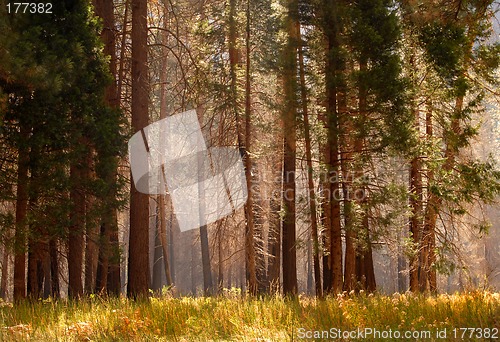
[{"left": 0, "top": 291, "right": 498, "bottom": 341}]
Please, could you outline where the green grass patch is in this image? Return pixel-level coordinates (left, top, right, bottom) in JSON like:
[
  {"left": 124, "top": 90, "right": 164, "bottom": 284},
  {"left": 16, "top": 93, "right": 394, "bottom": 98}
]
[{"left": 0, "top": 291, "right": 498, "bottom": 341}]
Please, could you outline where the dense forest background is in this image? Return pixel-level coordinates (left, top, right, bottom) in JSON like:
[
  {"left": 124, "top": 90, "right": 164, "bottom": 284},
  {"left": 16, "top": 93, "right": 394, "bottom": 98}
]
[{"left": 1, "top": 0, "right": 500, "bottom": 301}]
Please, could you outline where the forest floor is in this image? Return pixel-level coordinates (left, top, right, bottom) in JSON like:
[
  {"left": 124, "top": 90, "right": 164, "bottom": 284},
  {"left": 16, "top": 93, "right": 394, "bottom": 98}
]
[{"left": 0, "top": 290, "right": 498, "bottom": 341}]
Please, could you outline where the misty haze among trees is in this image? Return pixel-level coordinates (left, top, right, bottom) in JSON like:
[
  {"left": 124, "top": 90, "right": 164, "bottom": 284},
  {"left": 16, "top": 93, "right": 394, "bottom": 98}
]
[{"left": 1, "top": 0, "right": 500, "bottom": 301}]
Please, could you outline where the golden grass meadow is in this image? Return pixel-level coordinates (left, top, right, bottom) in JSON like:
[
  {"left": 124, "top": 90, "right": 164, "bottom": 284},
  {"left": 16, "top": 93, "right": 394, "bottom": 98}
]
[{"left": 0, "top": 290, "right": 499, "bottom": 341}]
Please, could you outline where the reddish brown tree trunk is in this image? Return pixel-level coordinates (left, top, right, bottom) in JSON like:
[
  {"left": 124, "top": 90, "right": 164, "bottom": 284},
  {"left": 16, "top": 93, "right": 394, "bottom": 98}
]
[
  {"left": 199, "top": 224, "right": 213, "bottom": 295},
  {"left": 27, "top": 242, "right": 43, "bottom": 299},
  {"left": 14, "top": 125, "right": 29, "bottom": 300},
  {"left": 217, "top": 222, "right": 224, "bottom": 292},
  {"left": 408, "top": 52, "right": 423, "bottom": 293},
  {"left": 128, "top": 0, "right": 150, "bottom": 298},
  {"left": 94, "top": 0, "right": 122, "bottom": 296},
  {"left": 281, "top": 0, "right": 299, "bottom": 296},
  {"left": 27, "top": 207, "right": 45, "bottom": 298},
  {"left": 158, "top": 194, "right": 172, "bottom": 286},
  {"left": 422, "top": 105, "right": 437, "bottom": 293},
  {"left": 356, "top": 64, "right": 376, "bottom": 292},
  {"left": 324, "top": 0, "right": 344, "bottom": 294},
  {"left": 68, "top": 161, "right": 85, "bottom": 299},
  {"left": 85, "top": 194, "right": 98, "bottom": 294},
  {"left": 49, "top": 238, "right": 60, "bottom": 297},
  {"left": 1, "top": 238, "right": 9, "bottom": 299}
]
